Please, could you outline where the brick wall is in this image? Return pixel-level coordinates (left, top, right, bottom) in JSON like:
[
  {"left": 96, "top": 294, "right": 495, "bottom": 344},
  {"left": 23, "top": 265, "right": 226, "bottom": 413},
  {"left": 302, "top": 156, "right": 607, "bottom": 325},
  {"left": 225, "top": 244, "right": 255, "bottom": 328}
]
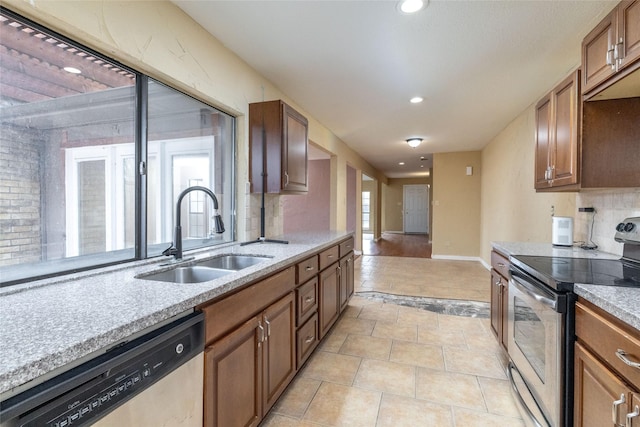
[{"left": 0, "top": 126, "right": 43, "bottom": 266}]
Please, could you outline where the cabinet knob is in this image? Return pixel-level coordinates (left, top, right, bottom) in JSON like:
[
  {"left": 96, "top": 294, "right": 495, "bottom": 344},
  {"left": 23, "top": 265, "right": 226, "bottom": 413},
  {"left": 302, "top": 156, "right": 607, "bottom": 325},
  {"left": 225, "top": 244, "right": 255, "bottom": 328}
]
[{"left": 613, "top": 393, "right": 627, "bottom": 425}]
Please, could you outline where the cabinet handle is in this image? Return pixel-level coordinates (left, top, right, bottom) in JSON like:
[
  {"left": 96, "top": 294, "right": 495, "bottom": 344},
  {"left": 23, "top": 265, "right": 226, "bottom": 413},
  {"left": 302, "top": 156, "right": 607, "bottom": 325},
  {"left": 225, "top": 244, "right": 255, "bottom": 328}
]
[
  {"left": 257, "top": 323, "right": 265, "bottom": 345},
  {"left": 305, "top": 265, "right": 314, "bottom": 271},
  {"left": 497, "top": 262, "right": 505, "bottom": 268},
  {"left": 327, "top": 254, "right": 334, "bottom": 259},
  {"left": 607, "top": 44, "right": 616, "bottom": 70},
  {"left": 264, "top": 318, "right": 271, "bottom": 338},
  {"left": 614, "top": 393, "right": 627, "bottom": 425},
  {"left": 284, "top": 171, "right": 289, "bottom": 186},
  {"left": 494, "top": 280, "right": 502, "bottom": 287},
  {"left": 304, "top": 296, "right": 315, "bottom": 304},
  {"left": 627, "top": 406, "right": 640, "bottom": 427},
  {"left": 616, "top": 349, "right": 640, "bottom": 369},
  {"left": 617, "top": 38, "right": 625, "bottom": 69},
  {"left": 305, "top": 335, "right": 315, "bottom": 344}
]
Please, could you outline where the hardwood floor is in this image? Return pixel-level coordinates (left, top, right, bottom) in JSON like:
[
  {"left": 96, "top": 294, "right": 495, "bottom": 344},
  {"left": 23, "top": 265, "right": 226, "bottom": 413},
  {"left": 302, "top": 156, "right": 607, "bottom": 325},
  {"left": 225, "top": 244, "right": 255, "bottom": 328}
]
[{"left": 362, "top": 232, "right": 431, "bottom": 258}]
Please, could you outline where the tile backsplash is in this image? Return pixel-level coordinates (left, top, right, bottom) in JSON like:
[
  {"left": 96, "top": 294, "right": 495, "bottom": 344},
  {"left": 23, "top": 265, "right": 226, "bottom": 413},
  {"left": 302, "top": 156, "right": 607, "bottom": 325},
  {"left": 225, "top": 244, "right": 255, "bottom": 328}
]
[{"left": 575, "top": 188, "right": 640, "bottom": 256}]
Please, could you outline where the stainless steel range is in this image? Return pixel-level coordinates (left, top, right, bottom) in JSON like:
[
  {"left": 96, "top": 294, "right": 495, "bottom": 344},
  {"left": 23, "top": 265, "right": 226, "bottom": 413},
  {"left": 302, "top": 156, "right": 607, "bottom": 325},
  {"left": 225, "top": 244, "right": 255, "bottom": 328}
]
[{"left": 506, "top": 216, "right": 640, "bottom": 427}]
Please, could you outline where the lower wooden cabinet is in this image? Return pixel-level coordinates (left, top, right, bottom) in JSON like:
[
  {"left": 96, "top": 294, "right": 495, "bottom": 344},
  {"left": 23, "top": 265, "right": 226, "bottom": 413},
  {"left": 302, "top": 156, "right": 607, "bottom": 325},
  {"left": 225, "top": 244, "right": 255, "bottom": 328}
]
[
  {"left": 574, "top": 299, "right": 640, "bottom": 427},
  {"left": 201, "top": 237, "right": 356, "bottom": 427},
  {"left": 204, "top": 293, "right": 295, "bottom": 427},
  {"left": 339, "top": 252, "right": 354, "bottom": 312},
  {"left": 574, "top": 341, "right": 638, "bottom": 427},
  {"left": 489, "top": 250, "right": 509, "bottom": 352},
  {"left": 319, "top": 262, "right": 340, "bottom": 339}
]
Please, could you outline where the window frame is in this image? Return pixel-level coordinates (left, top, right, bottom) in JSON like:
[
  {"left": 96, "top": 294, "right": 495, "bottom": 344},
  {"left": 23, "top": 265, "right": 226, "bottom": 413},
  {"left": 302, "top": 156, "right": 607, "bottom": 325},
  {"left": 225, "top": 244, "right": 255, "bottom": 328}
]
[{"left": 0, "top": 8, "right": 237, "bottom": 286}]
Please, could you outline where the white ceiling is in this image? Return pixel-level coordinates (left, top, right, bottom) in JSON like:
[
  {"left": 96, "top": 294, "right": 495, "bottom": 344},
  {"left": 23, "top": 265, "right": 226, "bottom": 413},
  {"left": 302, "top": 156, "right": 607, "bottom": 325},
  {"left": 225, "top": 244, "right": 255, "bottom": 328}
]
[{"left": 172, "top": 0, "right": 614, "bottom": 178}]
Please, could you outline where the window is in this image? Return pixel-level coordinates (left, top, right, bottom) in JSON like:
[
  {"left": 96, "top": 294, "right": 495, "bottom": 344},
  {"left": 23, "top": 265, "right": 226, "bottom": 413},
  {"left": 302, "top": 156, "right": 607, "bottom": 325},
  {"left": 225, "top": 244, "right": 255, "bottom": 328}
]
[
  {"left": 362, "top": 191, "right": 371, "bottom": 231},
  {"left": 0, "top": 10, "right": 235, "bottom": 285}
]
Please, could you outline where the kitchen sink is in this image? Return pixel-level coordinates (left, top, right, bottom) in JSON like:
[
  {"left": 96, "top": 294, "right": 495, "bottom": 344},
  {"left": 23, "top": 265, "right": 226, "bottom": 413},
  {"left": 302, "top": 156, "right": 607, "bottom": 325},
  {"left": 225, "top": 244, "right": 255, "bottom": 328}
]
[
  {"left": 139, "top": 266, "right": 232, "bottom": 284},
  {"left": 196, "top": 254, "right": 271, "bottom": 270},
  {"left": 138, "top": 254, "right": 271, "bottom": 284}
]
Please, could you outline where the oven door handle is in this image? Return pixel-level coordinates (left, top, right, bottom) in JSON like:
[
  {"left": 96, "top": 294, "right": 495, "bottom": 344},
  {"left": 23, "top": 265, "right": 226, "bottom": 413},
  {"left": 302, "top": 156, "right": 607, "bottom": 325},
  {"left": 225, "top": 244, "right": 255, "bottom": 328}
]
[
  {"left": 507, "top": 362, "right": 550, "bottom": 427},
  {"left": 511, "top": 274, "right": 558, "bottom": 310}
]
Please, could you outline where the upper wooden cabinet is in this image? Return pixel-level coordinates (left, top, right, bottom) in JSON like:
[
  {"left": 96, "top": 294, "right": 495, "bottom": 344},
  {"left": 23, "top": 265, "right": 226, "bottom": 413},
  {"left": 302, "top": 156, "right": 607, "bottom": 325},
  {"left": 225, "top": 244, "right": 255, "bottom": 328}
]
[
  {"left": 249, "top": 100, "right": 309, "bottom": 194},
  {"left": 582, "top": 0, "right": 640, "bottom": 98},
  {"left": 535, "top": 70, "right": 581, "bottom": 191}
]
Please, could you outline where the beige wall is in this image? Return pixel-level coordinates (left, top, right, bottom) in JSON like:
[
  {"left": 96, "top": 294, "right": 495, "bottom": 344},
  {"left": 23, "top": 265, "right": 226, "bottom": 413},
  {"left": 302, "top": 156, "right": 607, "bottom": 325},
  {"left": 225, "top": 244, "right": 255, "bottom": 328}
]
[
  {"left": 479, "top": 103, "right": 640, "bottom": 262},
  {"left": 432, "top": 152, "right": 482, "bottom": 257},
  {"left": 4, "top": 0, "right": 385, "bottom": 241},
  {"left": 383, "top": 177, "right": 431, "bottom": 232},
  {"left": 479, "top": 106, "right": 576, "bottom": 263}
]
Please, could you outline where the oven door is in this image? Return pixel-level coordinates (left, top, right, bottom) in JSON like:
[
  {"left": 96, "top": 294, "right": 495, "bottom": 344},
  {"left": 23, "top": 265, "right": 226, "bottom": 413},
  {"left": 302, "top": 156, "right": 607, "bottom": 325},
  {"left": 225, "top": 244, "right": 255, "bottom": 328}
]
[{"left": 508, "top": 271, "right": 565, "bottom": 427}]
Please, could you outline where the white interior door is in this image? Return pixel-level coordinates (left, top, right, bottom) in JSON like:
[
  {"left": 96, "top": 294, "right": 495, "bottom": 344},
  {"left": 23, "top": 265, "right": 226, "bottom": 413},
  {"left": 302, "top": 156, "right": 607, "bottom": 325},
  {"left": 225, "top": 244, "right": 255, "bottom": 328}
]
[{"left": 403, "top": 185, "right": 429, "bottom": 234}]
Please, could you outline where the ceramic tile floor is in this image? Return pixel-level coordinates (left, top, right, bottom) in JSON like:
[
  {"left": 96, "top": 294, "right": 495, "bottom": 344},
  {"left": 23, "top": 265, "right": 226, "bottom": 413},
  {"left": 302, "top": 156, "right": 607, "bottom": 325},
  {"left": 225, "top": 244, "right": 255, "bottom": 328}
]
[
  {"left": 355, "top": 256, "right": 491, "bottom": 303},
  {"left": 262, "top": 256, "right": 525, "bottom": 426}
]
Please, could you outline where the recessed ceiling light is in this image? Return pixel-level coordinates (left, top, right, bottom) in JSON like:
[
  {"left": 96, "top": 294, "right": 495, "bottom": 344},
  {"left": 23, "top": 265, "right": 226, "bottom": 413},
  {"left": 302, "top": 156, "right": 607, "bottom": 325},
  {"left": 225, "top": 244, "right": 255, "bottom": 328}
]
[
  {"left": 63, "top": 66, "right": 81, "bottom": 74},
  {"left": 410, "top": 96, "right": 423, "bottom": 104},
  {"left": 399, "top": 0, "right": 424, "bottom": 14},
  {"left": 399, "top": 162, "right": 405, "bottom": 166}
]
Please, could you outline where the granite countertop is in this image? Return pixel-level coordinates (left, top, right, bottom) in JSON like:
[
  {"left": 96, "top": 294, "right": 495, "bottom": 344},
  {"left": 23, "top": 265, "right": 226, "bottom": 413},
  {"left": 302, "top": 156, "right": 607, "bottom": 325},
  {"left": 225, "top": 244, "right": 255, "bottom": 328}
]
[
  {"left": 0, "top": 231, "right": 352, "bottom": 396},
  {"left": 491, "top": 241, "right": 640, "bottom": 331}
]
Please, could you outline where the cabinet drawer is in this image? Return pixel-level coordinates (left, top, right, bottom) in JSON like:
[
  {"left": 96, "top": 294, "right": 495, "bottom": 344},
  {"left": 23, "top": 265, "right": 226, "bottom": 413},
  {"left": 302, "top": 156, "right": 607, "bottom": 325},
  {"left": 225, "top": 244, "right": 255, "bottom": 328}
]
[
  {"left": 576, "top": 300, "right": 640, "bottom": 388},
  {"left": 296, "top": 255, "right": 318, "bottom": 285},
  {"left": 339, "top": 237, "right": 354, "bottom": 257},
  {"left": 296, "top": 277, "right": 318, "bottom": 327},
  {"left": 491, "top": 250, "right": 510, "bottom": 278},
  {"left": 297, "top": 313, "right": 319, "bottom": 369},
  {"left": 201, "top": 267, "right": 295, "bottom": 344},
  {"left": 319, "top": 245, "right": 339, "bottom": 271}
]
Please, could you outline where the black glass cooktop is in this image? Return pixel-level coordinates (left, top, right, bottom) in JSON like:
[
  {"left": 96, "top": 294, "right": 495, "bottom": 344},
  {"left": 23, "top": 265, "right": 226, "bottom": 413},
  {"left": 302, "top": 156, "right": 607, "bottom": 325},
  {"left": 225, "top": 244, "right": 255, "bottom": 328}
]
[{"left": 511, "top": 255, "right": 640, "bottom": 291}]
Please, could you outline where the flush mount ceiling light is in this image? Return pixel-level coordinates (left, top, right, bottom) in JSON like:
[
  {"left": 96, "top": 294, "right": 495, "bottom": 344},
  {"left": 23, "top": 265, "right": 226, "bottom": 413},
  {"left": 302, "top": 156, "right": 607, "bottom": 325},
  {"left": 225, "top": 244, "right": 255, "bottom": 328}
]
[
  {"left": 410, "top": 96, "right": 423, "bottom": 104},
  {"left": 398, "top": 0, "right": 425, "bottom": 14},
  {"left": 406, "top": 138, "right": 423, "bottom": 148},
  {"left": 399, "top": 162, "right": 405, "bottom": 166},
  {"left": 63, "top": 66, "right": 81, "bottom": 74}
]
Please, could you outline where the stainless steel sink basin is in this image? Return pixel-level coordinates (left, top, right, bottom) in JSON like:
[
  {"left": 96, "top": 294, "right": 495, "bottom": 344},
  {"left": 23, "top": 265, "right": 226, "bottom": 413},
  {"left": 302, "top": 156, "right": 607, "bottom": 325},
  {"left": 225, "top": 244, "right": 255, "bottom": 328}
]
[
  {"left": 139, "top": 266, "right": 231, "bottom": 284},
  {"left": 196, "top": 254, "right": 271, "bottom": 271}
]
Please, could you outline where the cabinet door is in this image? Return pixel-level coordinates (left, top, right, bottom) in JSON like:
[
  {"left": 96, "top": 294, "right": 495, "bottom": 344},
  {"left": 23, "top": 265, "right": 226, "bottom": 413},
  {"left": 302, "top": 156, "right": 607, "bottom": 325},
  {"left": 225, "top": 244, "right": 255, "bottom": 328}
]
[
  {"left": 629, "top": 393, "right": 640, "bottom": 427},
  {"left": 490, "top": 270, "right": 502, "bottom": 340},
  {"left": 262, "top": 293, "right": 296, "bottom": 413},
  {"left": 618, "top": 0, "right": 640, "bottom": 71},
  {"left": 550, "top": 70, "right": 580, "bottom": 188},
  {"left": 339, "top": 256, "right": 348, "bottom": 312},
  {"left": 282, "top": 103, "right": 308, "bottom": 193},
  {"left": 534, "top": 94, "right": 553, "bottom": 189},
  {"left": 319, "top": 263, "right": 340, "bottom": 339},
  {"left": 574, "top": 342, "right": 631, "bottom": 427},
  {"left": 204, "top": 316, "right": 263, "bottom": 427},
  {"left": 345, "top": 254, "right": 354, "bottom": 300},
  {"left": 500, "top": 278, "right": 509, "bottom": 352},
  {"left": 582, "top": 9, "right": 617, "bottom": 94},
  {"left": 338, "top": 254, "right": 355, "bottom": 309}
]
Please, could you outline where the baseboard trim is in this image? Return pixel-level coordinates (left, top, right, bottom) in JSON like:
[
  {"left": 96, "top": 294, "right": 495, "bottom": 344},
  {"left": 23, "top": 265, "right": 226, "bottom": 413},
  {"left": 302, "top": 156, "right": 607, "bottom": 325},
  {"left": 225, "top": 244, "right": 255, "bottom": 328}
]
[{"left": 431, "top": 254, "right": 483, "bottom": 263}]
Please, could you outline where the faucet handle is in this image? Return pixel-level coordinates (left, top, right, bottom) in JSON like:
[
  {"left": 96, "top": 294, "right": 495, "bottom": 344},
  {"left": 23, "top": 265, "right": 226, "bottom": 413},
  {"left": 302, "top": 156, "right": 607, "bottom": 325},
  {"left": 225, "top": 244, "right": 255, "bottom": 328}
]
[{"left": 162, "top": 244, "right": 177, "bottom": 257}]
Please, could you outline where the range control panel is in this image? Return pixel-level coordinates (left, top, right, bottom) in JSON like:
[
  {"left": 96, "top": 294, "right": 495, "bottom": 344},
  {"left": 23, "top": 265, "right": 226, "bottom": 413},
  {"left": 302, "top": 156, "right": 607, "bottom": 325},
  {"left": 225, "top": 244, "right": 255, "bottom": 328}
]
[{"left": 615, "top": 217, "right": 640, "bottom": 244}]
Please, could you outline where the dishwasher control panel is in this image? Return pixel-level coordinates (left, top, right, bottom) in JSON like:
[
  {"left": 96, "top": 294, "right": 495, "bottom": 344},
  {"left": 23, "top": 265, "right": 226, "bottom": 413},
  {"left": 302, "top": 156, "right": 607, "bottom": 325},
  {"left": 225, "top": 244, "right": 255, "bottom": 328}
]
[{"left": 0, "top": 312, "right": 204, "bottom": 427}]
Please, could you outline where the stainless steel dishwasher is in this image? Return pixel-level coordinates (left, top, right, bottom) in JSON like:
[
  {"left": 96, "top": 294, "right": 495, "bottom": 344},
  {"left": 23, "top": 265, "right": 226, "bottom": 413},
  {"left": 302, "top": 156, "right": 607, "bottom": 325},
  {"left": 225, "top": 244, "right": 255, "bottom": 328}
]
[{"left": 0, "top": 311, "right": 204, "bottom": 427}]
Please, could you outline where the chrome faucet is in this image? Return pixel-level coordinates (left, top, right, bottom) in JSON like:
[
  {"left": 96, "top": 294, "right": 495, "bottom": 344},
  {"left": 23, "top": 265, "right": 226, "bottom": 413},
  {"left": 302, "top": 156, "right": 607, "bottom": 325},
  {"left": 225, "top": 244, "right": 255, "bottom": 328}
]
[{"left": 163, "top": 186, "right": 225, "bottom": 262}]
